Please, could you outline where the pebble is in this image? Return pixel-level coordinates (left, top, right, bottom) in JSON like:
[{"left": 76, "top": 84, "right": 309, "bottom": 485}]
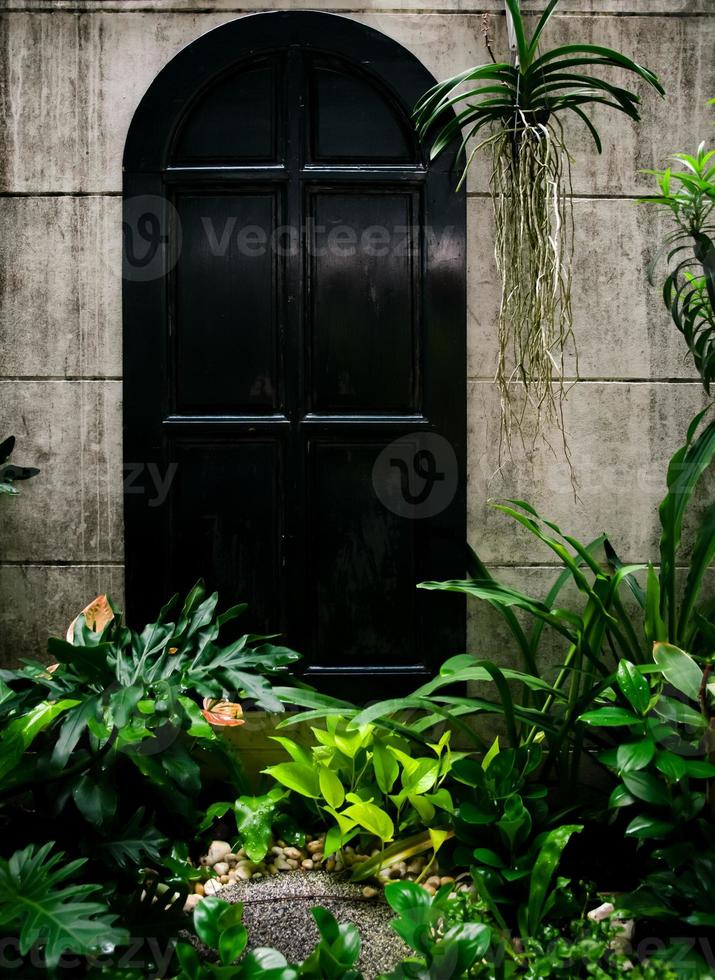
[
  {"left": 588, "top": 902, "right": 615, "bottom": 922},
  {"left": 204, "top": 878, "right": 223, "bottom": 895},
  {"left": 193, "top": 883, "right": 204, "bottom": 896},
  {"left": 183, "top": 894, "right": 201, "bottom": 913},
  {"left": 206, "top": 841, "right": 232, "bottom": 867},
  {"left": 236, "top": 867, "right": 252, "bottom": 881},
  {"left": 284, "top": 847, "right": 303, "bottom": 860},
  {"left": 325, "top": 858, "right": 336, "bottom": 872},
  {"left": 301, "top": 859, "right": 314, "bottom": 870},
  {"left": 220, "top": 874, "right": 230, "bottom": 884},
  {"left": 286, "top": 858, "right": 300, "bottom": 870},
  {"left": 426, "top": 876, "right": 441, "bottom": 889},
  {"left": 307, "top": 840, "right": 324, "bottom": 854},
  {"left": 440, "top": 877, "right": 455, "bottom": 887},
  {"left": 362, "top": 886, "right": 379, "bottom": 899},
  {"left": 423, "top": 884, "right": 436, "bottom": 896},
  {"left": 213, "top": 862, "right": 229, "bottom": 876}
]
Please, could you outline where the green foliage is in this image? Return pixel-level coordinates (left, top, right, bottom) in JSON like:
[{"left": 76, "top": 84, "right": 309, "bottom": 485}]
[
  {"left": 382, "top": 880, "right": 492, "bottom": 979},
  {"left": 640, "top": 141, "right": 715, "bottom": 392},
  {"left": 0, "top": 842, "right": 127, "bottom": 970},
  {"left": 0, "top": 582, "right": 301, "bottom": 973},
  {"left": 415, "top": 0, "right": 663, "bottom": 173},
  {"left": 173, "top": 898, "right": 363, "bottom": 980},
  {"left": 582, "top": 644, "right": 715, "bottom": 928},
  {"left": 413, "top": 0, "right": 663, "bottom": 445},
  {"left": 263, "top": 718, "right": 457, "bottom": 860},
  {"left": 0, "top": 435, "right": 40, "bottom": 497},
  {"left": 200, "top": 786, "right": 288, "bottom": 863}
]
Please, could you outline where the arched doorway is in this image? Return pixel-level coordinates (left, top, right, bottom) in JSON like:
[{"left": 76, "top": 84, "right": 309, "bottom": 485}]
[{"left": 123, "top": 11, "right": 466, "bottom": 695}]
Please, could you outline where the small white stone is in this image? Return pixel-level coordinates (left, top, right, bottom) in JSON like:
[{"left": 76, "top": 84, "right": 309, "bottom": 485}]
[
  {"left": 183, "top": 894, "right": 201, "bottom": 913},
  {"left": 236, "top": 867, "right": 252, "bottom": 880},
  {"left": 588, "top": 902, "right": 615, "bottom": 922},
  {"left": 301, "top": 859, "right": 314, "bottom": 870},
  {"left": 206, "top": 841, "right": 232, "bottom": 867},
  {"left": 362, "top": 886, "right": 379, "bottom": 899},
  {"left": 307, "top": 840, "right": 324, "bottom": 854},
  {"left": 271, "top": 845, "right": 284, "bottom": 856},
  {"left": 213, "top": 862, "right": 229, "bottom": 876},
  {"left": 284, "top": 847, "right": 302, "bottom": 860},
  {"left": 203, "top": 878, "right": 223, "bottom": 895}
]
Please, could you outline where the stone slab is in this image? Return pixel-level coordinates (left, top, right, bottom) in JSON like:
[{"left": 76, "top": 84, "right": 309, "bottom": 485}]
[
  {"left": 467, "top": 379, "right": 713, "bottom": 565},
  {"left": 467, "top": 196, "right": 699, "bottom": 383},
  {"left": 0, "top": 196, "right": 122, "bottom": 378},
  {"left": 0, "top": 380, "right": 123, "bottom": 561},
  {"left": 0, "top": 562, "right": 124, "bottom": 666},
  {"left": 0, "top": 11, "right": 711, "bottom": 195}
]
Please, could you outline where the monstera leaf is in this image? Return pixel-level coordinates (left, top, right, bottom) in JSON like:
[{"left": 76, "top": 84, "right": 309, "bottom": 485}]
[{"left": 0, "top": 842, "right": 127, "bottom": 968}]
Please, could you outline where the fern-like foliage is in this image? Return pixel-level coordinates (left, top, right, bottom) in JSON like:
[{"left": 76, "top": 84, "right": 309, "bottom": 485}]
[{"left": 0, "top": 842, "right": 128, "bottom": 968}]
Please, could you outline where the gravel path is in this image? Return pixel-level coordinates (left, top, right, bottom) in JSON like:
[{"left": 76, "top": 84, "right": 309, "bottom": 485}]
[{"left": 219, "top": 870, "right": 411, "bottom": 978}]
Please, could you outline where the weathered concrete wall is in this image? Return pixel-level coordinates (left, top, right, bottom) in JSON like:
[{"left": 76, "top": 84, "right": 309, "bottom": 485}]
[{"left": 1, "top": 0, "right": 714, "bottom": 665}]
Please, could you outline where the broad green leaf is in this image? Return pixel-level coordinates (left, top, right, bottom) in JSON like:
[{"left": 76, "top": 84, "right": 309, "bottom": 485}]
[
  {"left": 625, "top": 814, "right": 675, "bottom": 839},
  {"left": 234, "top": 788, "right": 285, "bottom": 863},
  {"left": 653, "top": 643, "right": 703, "bottom": 701},
  {"left": 617, "top": 661, "right": 651, "bottom": 715},
  {"left": 372, "top": 739, "right": 400, "bottom": 794},
  {"left": 473, "top": 848, "right": 505, "bottom": 868},
  {"left": 609, "top": 784, "right": 636, "bottom": 808},
  {"left": 219, "top": 923, "right": 248, "bottom": 965},
  {"left": 343, "top": 802, "right": 394, "bottom": 842},
  {"left": 655, "top": 750, "right": 687, "bottom": 781},
  {"left": 262, "top": 762, "right": 320, "bottom": 799},
  {"left": 617, "top": 738, "right": 655, "bottom": 773},
  {"left": 579, "top": 706, "right": 639, "bottom": 727},
  {"left": 318, "top": 767, "right": 345, "bottom": 810},
  {"left": 621, "top": 771, "right": 670, "bottom": 806}
]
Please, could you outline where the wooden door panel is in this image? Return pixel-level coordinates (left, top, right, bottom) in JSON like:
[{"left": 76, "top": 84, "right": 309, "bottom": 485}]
[
  {"left": 167, "top": 438, "right": 285, "bottom": 632},
  {"left": 307, "top": 190, "right": 419, "bottom": 414},
  {"left": 309, "top": 60, "right": 414, "bottom": 163},
  {"left": 173, "top": 60, "right": 281, "bottom": 164},
  {"left": 174, "top": 191, "right": 282, "bottom": 414},
  {"left": 306, "top": 439, "right": 418, "bottom": 669}
]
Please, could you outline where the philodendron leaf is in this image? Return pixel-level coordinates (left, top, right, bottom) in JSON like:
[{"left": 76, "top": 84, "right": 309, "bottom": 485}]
[
  {"left": 0, "top": 842, "right": 128, "bottom": 969},
  {"left": 342, "top": 802, "right": 394, "bottom": 843},
  {"left": 318, "top": 767, "right": 345, "bottom": 810},
  {"left": 262, "top": 762, "right": 320, "bottom": 799},
  {"left": 234, "top": 787, "right": 286, "bottom": 862}
]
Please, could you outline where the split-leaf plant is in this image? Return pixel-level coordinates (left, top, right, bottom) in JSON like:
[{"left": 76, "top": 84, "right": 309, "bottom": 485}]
[
  {"left": 415, "top": 0, "right": 664, "bottom": 446},
  {"left": 0, "top": 581, "right": 301, "bottom": 972}
]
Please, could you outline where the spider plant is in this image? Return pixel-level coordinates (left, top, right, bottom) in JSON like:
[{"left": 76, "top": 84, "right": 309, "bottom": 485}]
[{"left": 414, "top": 0, "right": 664, "bottom": 448}]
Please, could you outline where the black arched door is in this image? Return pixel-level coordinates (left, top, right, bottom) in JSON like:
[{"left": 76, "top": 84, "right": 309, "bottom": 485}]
[{"left": 123, "top": 12, "right": 466, "bottom": 694}]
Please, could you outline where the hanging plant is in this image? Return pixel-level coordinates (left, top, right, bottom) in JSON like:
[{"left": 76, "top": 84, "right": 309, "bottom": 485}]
[{"left": 415, "top": 0, "right": 664, "bottom": 449}]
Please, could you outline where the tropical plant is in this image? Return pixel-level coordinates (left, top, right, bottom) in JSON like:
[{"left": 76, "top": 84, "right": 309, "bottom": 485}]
[
  {"left": 381, "top": 880, "right": 492, "bottom": 980},
  {"left": 342, "top": 405, "right": 715, "bottom": 787},
  {"left": 641, "top": 140, "right": 715, "bottom": 392},
  {"left": 200, "top": 785, "right": 289, "bottom": 863},
  {"left": 0, "top": 582, "right": 301, "bottom": 972},
  {"left": 581, "top": 645, "right": 715, "bottom": 930},
  {"left": 0, "top": 842, "right": 128, "bottom": 971},
  {"left": 262, "top": 718, "right": 457, "bottom": 865},
  {"left": 415, "top": 0, "right": 664, "bottom": 446},
  {"left": 174, "top": 897, "right": 363, "bottom": 980},
  {"left": 0, "top": 435, "right": 39, "bottom": 496}
]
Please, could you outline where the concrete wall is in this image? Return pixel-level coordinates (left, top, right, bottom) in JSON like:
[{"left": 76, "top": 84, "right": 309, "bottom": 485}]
[{"left": 1, "top": 0, "right": 714, "bottom": 666}]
